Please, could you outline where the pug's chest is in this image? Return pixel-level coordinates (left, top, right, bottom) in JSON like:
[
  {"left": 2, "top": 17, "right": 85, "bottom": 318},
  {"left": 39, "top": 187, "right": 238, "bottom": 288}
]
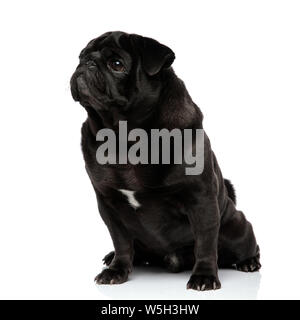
[
  {"left": 83, "top": 139, "right": 193, "bottom": 249},
  {"left": 83, "top": 150, "right": 170, "bottom": 195},
  {"left": 85, "top": 161, "right": 142, "bottom": 195},
  {"left": 81, "top": 121, "right": 189, "bottom": 196},
  {"left": 117, "top": 189, "right": 194, "bottom": 252}
]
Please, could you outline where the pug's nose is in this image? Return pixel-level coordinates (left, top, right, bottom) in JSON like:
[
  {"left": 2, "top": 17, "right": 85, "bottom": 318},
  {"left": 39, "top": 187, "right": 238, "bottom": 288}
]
[{"left": 86, "top": 60, "right": 97, "bottom": 69}]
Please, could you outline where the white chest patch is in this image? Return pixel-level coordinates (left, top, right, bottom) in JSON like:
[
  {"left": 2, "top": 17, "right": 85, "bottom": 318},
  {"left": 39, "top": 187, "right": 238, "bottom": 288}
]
[{"left": 118, "top": 189, "right": 141, "bottom": 209}]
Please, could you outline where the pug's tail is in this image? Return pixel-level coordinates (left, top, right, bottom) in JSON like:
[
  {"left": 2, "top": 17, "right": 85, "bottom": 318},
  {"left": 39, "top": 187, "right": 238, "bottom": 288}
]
[{"left": 224, "top": 179, "right": 236, "bottom": 204}]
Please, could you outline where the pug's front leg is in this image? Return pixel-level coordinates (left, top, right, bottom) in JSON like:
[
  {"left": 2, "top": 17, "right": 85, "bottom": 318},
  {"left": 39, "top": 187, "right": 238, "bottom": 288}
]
[
  {"left": 94, "top": 194, "right": 134, "bottom": 285},
  {"left": 186, "top": 197, "right": 221, "bottom": 291}
]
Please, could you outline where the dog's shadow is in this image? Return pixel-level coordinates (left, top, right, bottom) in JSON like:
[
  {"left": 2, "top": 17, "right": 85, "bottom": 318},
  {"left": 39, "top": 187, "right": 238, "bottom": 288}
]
[{"left": 96, "top": 265, "right": 261, "bottom": 300}]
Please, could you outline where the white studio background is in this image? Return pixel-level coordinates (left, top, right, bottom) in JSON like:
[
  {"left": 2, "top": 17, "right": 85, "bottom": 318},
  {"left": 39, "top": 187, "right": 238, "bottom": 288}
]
[{"left": 0, "top": 0, "right": 299, "bottom": 300}]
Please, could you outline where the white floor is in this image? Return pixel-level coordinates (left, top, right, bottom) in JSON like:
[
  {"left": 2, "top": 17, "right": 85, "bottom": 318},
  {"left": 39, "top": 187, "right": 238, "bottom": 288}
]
[
  {"left": 1, "top": 241, "right": 298, "bottom": 300},
  {"left": 96, "top": 266, "right": 262, "bottom": 300}
]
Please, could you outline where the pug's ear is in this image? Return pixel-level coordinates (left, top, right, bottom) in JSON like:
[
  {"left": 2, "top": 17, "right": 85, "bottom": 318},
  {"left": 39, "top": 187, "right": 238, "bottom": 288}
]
[{"left": 131, "top": 35, "right": 175, "bottom": 76}]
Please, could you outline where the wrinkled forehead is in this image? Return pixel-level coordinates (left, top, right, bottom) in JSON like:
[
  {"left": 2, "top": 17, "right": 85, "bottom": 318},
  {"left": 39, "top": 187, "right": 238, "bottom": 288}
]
[{"left": 79, "top": 31, "right": 131, "bottom": 59}]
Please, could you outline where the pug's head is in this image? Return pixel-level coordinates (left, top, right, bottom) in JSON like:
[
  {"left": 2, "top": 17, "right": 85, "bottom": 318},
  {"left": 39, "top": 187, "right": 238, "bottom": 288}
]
[{"left": 70, "top": 31, "right": 175, "bottom": 122}]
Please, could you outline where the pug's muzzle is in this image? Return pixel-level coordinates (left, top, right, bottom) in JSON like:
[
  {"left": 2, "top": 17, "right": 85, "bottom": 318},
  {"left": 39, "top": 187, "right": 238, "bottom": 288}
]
[{"left": 70, "top": 60, "right": 106, "bottom": 109}]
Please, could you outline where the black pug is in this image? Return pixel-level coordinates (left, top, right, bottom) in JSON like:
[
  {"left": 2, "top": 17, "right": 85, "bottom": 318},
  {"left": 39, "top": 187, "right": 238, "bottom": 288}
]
[{"left": 70, "top": 31, "right": 261, "bottom": 291}]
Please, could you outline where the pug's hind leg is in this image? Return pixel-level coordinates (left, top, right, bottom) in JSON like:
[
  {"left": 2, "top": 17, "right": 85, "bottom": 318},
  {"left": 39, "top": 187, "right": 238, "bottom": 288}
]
[{"left": 218, "top": 199, "right": 261, "bottom": 271}]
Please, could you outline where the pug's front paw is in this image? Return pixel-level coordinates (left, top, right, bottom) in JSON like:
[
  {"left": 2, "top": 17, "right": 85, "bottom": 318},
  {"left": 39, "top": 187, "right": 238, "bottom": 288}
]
[
  {"left": 186, "top": 274, "right": 221, "bottom": 291},
  {"left": 95, "top": 268, "right": 128, "bottom": 285}
]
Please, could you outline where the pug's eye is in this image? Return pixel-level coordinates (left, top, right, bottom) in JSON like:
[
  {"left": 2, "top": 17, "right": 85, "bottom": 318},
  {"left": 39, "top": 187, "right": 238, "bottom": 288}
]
[{"left": 107, "top": 59, "right": 126, "bottom": 73}]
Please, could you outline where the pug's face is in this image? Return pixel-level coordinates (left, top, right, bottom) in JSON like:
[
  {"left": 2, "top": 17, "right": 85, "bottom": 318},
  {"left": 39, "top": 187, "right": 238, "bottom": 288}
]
[{"left": 70, "top": 31, "right": 175, "bottom": 119}]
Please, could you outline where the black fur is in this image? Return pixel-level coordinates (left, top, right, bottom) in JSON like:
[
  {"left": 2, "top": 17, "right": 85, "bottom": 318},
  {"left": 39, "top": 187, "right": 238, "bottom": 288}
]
[
  {"left": 224, "top": 179, "right": 236, "bottom": 204},
  {"left": 70, "top": 31, "right": 261, "bottom": 291}
]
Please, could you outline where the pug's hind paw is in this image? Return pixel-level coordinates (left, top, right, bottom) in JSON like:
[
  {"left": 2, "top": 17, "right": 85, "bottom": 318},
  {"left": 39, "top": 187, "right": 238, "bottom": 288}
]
[
  {"left": 102, "top": 251, "right": 115, "bottom": 266},
  {"left": 236, "top": 255, "right": 261, "bottom": 272}
]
